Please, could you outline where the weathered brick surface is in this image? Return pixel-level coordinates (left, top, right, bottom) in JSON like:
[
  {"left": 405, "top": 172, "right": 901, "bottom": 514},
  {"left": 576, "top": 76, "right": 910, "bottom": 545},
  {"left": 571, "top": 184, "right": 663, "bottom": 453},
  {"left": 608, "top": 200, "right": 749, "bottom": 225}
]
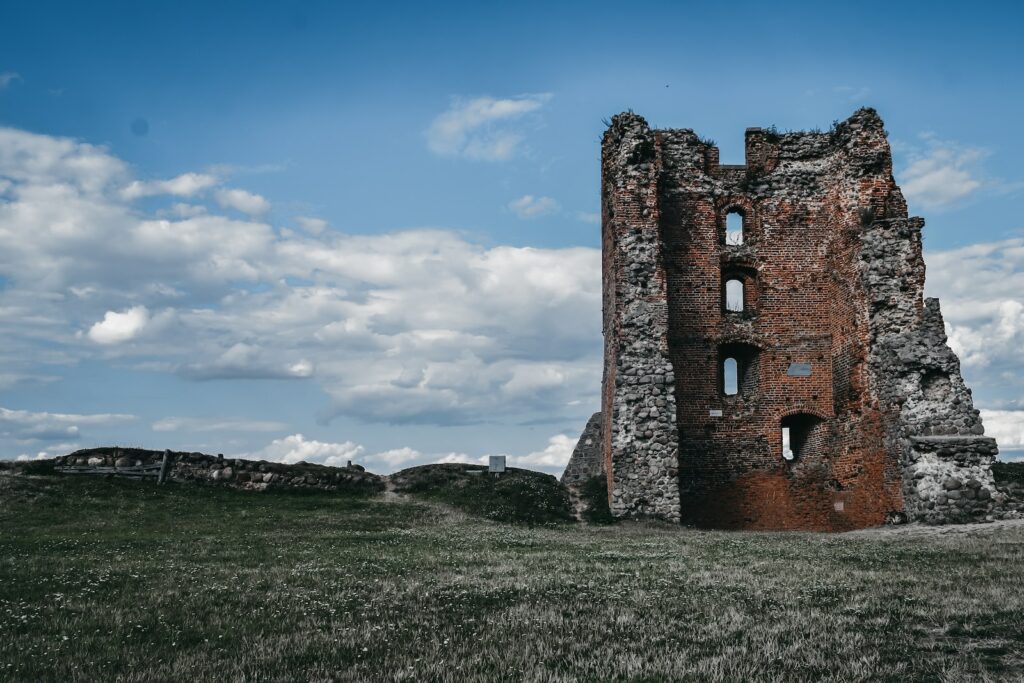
[{"left": 599, "top": 108, "right": 1008, "bottom": 530}]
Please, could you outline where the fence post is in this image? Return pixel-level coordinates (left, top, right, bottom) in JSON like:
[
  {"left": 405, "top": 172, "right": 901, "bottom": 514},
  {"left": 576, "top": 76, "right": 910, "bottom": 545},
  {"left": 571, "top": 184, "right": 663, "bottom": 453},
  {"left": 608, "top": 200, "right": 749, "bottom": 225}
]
[{"left": 158, "top": 449, "right": 170, "bottom": 484}]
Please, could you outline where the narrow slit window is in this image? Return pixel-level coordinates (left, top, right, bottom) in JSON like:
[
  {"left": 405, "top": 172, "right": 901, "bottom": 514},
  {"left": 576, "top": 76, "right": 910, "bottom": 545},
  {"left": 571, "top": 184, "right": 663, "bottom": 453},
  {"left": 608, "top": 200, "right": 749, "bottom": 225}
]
[
  {"left": 723, "top": 358, "right": 738, "bottom": 395},
  {"left": 725, "top": 279, "right": 744, "bottom": 312},
  {"left": 726, "top": 212, "right": 744, "bottom": 246}
]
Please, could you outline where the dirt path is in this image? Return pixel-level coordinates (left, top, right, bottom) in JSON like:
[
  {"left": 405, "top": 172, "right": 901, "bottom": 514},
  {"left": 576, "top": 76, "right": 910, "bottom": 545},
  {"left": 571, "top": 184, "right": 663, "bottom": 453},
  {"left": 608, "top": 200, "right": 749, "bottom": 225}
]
[{"left": 380, "top": 476, "right": 402, "bottom": 502}]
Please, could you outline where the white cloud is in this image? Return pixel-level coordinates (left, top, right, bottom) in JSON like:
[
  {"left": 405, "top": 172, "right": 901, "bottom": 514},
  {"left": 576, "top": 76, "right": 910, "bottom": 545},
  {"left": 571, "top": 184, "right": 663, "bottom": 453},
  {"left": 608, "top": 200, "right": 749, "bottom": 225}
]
[
  {"left": 0, "top": 126, "right": 127, "bottom": 194},
  {"left": 980, "top": 410, "right": 1024, "bottom": 452},
  {"left": 242, "top": 432, "right": 572, "bottom": 475},
  {"left": 17, "top": 443, "right": 79, "bottom": 461},
  {"left": 1, "top": 406, "right": 134, "bottom": 443},
  {"left": 426, "top": 94, "right": 551, "bottom": 161},
  {"left": 122, "top": 172, "right": 218, "bottom": 200},
  {"left": 899, "top": 139, "right": 985, "bottom": 209},
  {"left": 508, "top": 195, "right": 559, "bottom": 219},
  {"left": 924, "top": 239, "right": 1024, "bottom": 454},
  {"left": 0, "top": 124, "right": 601, "bottom": 431},
  {"left": 180, "top": 343, "right": 314, "bottom": 381},
  {"left": 87, "top": 306, "right": 149, "bottom": 344},
  {"left": 0, "top": 72, "right": 20, "bottom": 89},
  {"left": 507, "top": 433, "right": 575, "bottom": 471},
  {"left": 926, "top": 239, "right": 1024, "bottom": 372},
  {"left": 249, "top": 433, "right": 364, "bottom": 466},
  {"left": 295, "top": 216, "right": 328, "bottom": 234},
  {"left": 152, "top": 416, "right": 289, "bottom": 433},
  {"left": 165, "top": 203, "right": 208, "bottom": 218},
  {"left": 0, "top": 407, "right": 136, "bottom": 426},
  {"left": 215, "top": 187, "right": 270, "bottom": 215},
  {"left": 247, "top": 434, "right": 477, "bottom": 471},
  {"left": 575, "top": 211, "right": 600, "bottom": 224}
]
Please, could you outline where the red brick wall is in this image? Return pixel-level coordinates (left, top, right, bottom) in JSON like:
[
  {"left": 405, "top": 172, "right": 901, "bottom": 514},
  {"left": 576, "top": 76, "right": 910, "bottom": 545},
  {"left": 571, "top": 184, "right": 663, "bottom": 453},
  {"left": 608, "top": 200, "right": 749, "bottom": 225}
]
[{"left": 652, "top": 123, "right": 902, "bottom": 530}]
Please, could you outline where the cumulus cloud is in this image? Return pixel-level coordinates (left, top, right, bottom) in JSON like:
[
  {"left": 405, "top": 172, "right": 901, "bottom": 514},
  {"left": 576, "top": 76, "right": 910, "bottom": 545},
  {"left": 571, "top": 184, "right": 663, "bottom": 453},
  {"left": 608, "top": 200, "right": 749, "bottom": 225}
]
[
  {"left": 924, "top": 238, "right": 1024, "bottom": 457},
  {"left": 0, "top": 126, "right": 128, "bottom": 194},
  {"left": 215, "top": 187, "right": 271, "bottom": 215},
  {"left": 0, "top": 124, "right": 600, "bottom": 433},
  {"left": 87, "top": 306, "right": 150, "bottom": 344},
  {"left": 86, "top": 306, "right": 150, "bottom": 344},
  {"left": 362, "top": 446, "right": 476, "bottom": 471},
  {"left": 926, "top": 239, "right": 1024, "bottom": 372},
  {"left": 249, "top": 433, "right": 364, "bottom": 466},
  {"left": 575, "top": 211, "right": 600, "bottom": 225},
  {"left": 980, "top": 410, "right": 1024, "bottom": 455},
  {"left": 507, "top": 433, "right": 575, "bottom": 471},
  {"left": 426, "top": 94, "right": 551, "bottom": 161},
  {"left": 152, "top": 416, "right": 289, "bottom": 432},
  {"left": 243, "top": 432, "right": 572, "bottom": 475},
  {"left": 122, "top": 172, "right": 218, "bottom": 200},
  {"left": 899, "top": 137, "right": 985, "bottom": 209},
  {"left": 508, "top": 195, "right": 559, "bottom": 219}
]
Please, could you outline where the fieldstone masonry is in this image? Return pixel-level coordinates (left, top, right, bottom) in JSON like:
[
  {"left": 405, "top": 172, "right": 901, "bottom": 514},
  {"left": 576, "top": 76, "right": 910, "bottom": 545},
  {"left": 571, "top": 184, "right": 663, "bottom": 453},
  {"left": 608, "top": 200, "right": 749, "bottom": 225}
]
[
  {"left": 582, "top": 107, "right": 1010, "bottom": 530},
  {"left": 52, "top": 447, "right": 382, "bottom": 493},
  {"left": 560, "top": 412, "right": 605, "bottom": 488}
]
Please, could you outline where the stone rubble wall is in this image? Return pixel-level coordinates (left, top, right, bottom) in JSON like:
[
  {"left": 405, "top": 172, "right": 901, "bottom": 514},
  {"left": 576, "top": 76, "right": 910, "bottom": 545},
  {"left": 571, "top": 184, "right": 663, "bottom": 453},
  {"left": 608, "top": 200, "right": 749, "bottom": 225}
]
[
  {"left": 601, "top": 113, "right": 682, "bottom": 522},
  {"left": 54, "top": 448, "right": 383, "bottom": 493},
  {"left": 903, "top": 436, "right": 1005, "bottom": 522},
  {"left": 857, "top": 189, "right": 1008, "bottom": 523},
  {"left": 560, "top": 412, "right": 604, "bottom": 487}
]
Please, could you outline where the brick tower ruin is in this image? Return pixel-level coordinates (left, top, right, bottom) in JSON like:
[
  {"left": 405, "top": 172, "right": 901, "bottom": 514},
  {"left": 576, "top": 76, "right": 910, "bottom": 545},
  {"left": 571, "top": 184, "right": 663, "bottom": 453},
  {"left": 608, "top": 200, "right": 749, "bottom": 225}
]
[{"left": 565, "top": 108, "right": 1003, "bottom": 531}]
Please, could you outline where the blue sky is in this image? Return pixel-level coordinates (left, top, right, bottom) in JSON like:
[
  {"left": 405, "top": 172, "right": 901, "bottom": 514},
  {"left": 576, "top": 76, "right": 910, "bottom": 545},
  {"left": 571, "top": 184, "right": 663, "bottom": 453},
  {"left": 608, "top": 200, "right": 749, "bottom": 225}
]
[{"left": 2, "top": 0, "right": 1023, "bottom": 470}]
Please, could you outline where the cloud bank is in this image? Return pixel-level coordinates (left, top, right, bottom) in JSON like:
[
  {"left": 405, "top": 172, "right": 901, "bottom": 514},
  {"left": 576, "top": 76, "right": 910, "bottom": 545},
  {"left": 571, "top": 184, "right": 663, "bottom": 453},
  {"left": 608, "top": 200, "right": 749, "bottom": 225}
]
[{"left": 0, "top": 125, "right": 601, "bottom": 434}]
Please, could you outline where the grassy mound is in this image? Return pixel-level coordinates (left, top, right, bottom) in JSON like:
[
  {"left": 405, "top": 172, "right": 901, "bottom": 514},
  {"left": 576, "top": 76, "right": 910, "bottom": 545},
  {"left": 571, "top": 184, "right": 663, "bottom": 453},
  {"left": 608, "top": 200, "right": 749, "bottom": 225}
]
[{"left": 390, "top": 463, "right": 573, "bottom": 525}]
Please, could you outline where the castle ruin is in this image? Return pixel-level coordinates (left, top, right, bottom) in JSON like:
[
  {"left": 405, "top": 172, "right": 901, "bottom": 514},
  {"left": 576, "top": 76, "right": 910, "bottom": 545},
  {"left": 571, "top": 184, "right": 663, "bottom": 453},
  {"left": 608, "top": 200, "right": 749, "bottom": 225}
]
[{"left": 564, "top": 108, "right": 1003, "bottom": 530}]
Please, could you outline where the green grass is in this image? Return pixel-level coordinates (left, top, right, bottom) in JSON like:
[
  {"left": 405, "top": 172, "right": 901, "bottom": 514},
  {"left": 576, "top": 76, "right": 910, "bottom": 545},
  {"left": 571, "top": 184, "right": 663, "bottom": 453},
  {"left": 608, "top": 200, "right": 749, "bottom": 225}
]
[{"left": 1, "top": 474, "right": 1023, "bottom": 682}]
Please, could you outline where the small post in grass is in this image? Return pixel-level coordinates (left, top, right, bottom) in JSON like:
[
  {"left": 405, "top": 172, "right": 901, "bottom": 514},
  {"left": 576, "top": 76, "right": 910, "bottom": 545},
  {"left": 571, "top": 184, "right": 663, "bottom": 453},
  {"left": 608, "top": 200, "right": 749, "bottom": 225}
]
[{"left": 158, "top": 449, "right": 170, "bottom": 484}]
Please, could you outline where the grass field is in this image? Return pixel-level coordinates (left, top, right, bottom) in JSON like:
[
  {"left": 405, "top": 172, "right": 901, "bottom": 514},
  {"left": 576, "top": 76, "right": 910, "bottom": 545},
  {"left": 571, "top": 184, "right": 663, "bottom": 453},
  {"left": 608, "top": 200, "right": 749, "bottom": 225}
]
[{"left": 2, "top": 473, "right": 1023, "bottom": 682}]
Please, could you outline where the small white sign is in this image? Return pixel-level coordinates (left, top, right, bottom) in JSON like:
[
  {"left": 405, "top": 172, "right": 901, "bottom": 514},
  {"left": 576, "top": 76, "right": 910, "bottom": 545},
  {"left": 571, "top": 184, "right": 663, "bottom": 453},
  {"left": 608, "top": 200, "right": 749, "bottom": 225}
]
[
  {"left": 709, "top": 409, "right": 723, "bottom": 417},
  {"left": 489, "top": 455, "right": 506, "bottom": 473}
]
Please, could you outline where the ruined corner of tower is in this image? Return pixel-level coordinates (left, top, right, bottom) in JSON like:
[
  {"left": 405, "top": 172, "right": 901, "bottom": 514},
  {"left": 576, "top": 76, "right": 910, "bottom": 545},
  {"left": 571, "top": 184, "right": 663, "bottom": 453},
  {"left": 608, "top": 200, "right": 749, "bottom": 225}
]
[{"left": 561, "top": 107, "right": 1013, "bottom": 531}]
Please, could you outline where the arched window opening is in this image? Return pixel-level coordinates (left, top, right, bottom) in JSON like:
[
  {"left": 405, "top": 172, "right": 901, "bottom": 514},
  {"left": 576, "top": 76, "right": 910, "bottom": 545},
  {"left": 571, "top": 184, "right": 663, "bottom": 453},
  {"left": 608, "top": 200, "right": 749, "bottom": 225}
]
[
  {"left": 721, "top": 265, "right": 758, "bottom": 317},
  {"left": 781, "top": 426, "right": 794, "bottom": 461},
  {"left": 725, "top": 279, "right": 744, "bottom": 312},
  {"left": 780, "top": 413, "right": 826, "bottom": 462},
  {"left": 719, "top": 343, "right": 759, "bottom": 398},
  {"left": 723, "top": 358, "right": 738, "bottom": 395},
  {"left": 725, "top": 211, "right": 744, "bottom": 246}
]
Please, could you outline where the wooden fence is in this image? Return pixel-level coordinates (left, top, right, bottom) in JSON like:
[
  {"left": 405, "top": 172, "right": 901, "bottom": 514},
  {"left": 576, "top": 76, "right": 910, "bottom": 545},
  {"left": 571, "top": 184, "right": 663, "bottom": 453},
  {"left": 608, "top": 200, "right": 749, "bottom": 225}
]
[{"left": 55, "top": 450, "right": 171, "bottom": 483}]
